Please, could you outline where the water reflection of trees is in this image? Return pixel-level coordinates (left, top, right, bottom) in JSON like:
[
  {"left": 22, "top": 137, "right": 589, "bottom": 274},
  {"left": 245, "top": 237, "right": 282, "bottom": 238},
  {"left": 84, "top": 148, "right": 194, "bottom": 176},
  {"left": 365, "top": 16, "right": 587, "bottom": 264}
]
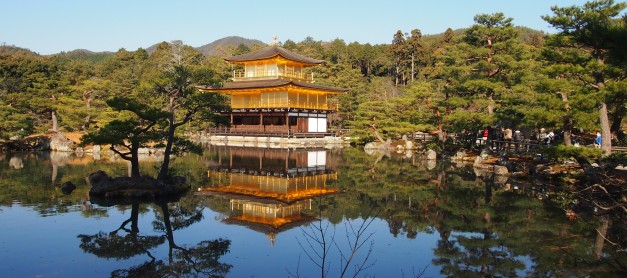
[
  {"left": 0, "top": 152, "right": 120, "bottom": 216},
  {"left": 6, "top": 148, "right": 624, "bottom": 275},
  {"left": 78, "top": 197, "right": 231, "bottom": 277},
  {"left": 0, "top": 150, "right": 213, "bottom": 216},
  {"left": 328, "top": 148, "right": 626, "bottom": 276}
]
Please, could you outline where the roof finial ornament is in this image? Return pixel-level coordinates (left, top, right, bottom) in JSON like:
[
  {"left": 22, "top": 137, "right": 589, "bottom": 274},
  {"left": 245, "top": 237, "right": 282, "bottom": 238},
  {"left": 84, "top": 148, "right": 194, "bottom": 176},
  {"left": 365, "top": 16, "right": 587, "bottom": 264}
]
[{"left": 272, "top": 36, "right": 279, "bottom": 46}]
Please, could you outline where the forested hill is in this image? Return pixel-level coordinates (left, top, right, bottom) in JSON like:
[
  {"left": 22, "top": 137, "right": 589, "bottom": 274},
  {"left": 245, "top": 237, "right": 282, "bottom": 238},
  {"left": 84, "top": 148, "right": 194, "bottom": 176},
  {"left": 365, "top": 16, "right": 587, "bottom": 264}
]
[
  {"left": 145, "top": 36, "right": 266, "bottom": 56},
  {"left": 196, "top": 36, "right": 266, "bottom": 56},
  {"left": 421, "top": 27, "right": 545, "bottom": 46},
  {"left": 53, "top": 49, "right": 115, "bottom": 63},
  {"left": 0, "top": 45, "right": 38, "bottom": 55}
]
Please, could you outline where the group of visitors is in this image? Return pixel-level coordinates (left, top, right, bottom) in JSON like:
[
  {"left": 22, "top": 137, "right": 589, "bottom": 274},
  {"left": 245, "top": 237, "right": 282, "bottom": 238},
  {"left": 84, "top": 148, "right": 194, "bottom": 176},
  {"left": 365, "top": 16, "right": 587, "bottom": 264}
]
[
  {"left": 537, "top": 128, "right": 556, "bottom": 145},
  {"left": 476, "top": 126, "right": 559, "bottom": 151},
  {"left": 476, "top": 126, "right": 603, "bottom": 150}
]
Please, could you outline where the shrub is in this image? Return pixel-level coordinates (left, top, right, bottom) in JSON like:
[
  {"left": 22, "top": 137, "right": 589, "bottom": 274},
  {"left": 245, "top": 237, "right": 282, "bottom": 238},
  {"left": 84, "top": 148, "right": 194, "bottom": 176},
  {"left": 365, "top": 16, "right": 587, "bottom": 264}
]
[
  {"left": 425, "top": 141, "right": 442, "bottom": 152},
  {"left": 540, "top": 145, "right": 604, "bottom": 163},
  {"left": 601, "top": 152, "right": 627, "bottom": 168},
  {"left": 351, "top": 135, "right": 375, "bottom": 146}
]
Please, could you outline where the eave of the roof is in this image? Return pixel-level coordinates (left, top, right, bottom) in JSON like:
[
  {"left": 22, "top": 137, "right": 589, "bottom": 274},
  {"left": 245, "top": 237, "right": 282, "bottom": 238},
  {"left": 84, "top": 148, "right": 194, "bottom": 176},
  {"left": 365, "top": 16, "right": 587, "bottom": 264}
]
[
  {"left": 224, "top": 45, "right": 324, "bottom": 65},
  {"left": 197, "top": 79, "right": 348, "bottom": 93}
]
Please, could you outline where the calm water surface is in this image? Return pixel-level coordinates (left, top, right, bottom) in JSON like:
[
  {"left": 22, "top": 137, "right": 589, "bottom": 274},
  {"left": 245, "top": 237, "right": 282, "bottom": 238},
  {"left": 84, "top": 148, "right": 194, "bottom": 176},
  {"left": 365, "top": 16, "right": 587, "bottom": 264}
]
[{"left": 0, "top": 147, "right": 624, "bottom": 277}]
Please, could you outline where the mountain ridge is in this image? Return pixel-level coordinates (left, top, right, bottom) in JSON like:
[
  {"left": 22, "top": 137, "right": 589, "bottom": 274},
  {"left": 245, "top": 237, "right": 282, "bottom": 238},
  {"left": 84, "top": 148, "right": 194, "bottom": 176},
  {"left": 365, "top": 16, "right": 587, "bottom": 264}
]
[
  {"left": 144, "top": 36, "right": 266, "bottom": 56},
  {"left": 3, "top": 27, "right": 547, "bottom": 59}
]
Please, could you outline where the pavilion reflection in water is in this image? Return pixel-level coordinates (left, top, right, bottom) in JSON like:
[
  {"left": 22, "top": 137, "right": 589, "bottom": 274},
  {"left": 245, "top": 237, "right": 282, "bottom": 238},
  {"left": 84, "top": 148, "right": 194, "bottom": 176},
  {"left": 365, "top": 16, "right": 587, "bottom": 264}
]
[{"left": 196, "top": 147, "right": 340, "bottom": 244}]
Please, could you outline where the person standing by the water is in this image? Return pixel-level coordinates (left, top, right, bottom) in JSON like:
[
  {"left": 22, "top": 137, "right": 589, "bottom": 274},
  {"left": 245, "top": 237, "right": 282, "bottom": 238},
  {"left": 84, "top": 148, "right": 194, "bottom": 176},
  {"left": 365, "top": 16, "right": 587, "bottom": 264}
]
[
  {"left": 595, "top": 132, "right": 602, "bottom": 148},
  {"left": 547, "top": 131, "right": 555, "bottom": 145},
  {"left": 504, "top": 127, "right": 513, "bottom": 150},
  {"left": 538, "top": 128, "right": 547, "bottom": 144}
]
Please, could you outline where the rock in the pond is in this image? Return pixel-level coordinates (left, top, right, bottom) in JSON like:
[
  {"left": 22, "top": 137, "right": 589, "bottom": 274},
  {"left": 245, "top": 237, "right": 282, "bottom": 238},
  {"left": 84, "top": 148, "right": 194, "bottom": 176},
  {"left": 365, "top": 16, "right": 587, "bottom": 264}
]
[
  {"left": 452, "top": 151, "right": 466, "bottom": 161},
  {"left": 88, "top": 170, "right": 111, "bottom": 186},
  {"left": 426, "top": 149, "right": 437, "bottom": 160},
  {"left": 480, "top": 149, "right": 490, "bottom": 159},
  {"left": 474, "top": 155, "right": 484, "bottom": 165},
  {"left": 494, "top": 165, "right": 509, "bottom": 176},
  {"left": 9, "top": 157, "right": 24, "bottom": 169},
  {"left": 61, "top": 181, "right": 76, "bottom": 195},
  {"left": 364, "top": 142, "right": 377, "bottom": 150},
  {"left": 49, "top": 132, "right": 76, "bottom": 152}
]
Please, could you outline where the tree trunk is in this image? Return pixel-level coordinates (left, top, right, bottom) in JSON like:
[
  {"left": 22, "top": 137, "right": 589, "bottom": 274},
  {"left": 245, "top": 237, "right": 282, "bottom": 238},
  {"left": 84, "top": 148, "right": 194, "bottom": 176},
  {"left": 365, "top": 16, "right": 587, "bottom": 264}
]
[
  {"left": 83, "top": 115, "right": 91, "bottom": 131},
  {"left": 157, "top": 201, "right": 176, "bottom": 261},
  {"left": 158, "top": 92, "right": 178, "bottom": 181},
  {"left": 559, "top": 92, "right": 572, "bottom": 146},
  {"left": 370, "top": 124, "right": 392, "bottom": 150},
  {"left": 487, "top": 93, "right": 494, "bottom": 114},
  {"left": 395, "top": 65, "right": 399, "bottom": 86},
  {"left": 563, "top": 125, "right": 572, "bottom": 146},
  {"left": 82, "top": 90, "right": 92, "bottom": 130},
  {"left": 411, "top": 54, "right": 415, "bottom": 82},
  {"left": 435, "top": 109, "right": 442, "bottom": 132},
  {"left": 130, "top": 203, "right": 139, "bottom": 234},
  {"left": 158, "top": 117, "right": 176, "bottom": 181},
  {"left": 52, "top": 163, "right": 58, "bottom": 185},
  {"left": 371, "top": 125, "right": 386, "bottom": 144},
  {"left": 599, "top": 101, "right": 612, "bottom": 155},
  {"left": 594, "top": 215, "right": 609, "bottom": 259},
  {"left": 130, "top": 141, "right": 140, "bottom": 178},
  {"left": 51, "top": 111, "right": 59, "bottom": 132},
  {"left": 594, "top": 56, "right": 611, "bottom": 155}
]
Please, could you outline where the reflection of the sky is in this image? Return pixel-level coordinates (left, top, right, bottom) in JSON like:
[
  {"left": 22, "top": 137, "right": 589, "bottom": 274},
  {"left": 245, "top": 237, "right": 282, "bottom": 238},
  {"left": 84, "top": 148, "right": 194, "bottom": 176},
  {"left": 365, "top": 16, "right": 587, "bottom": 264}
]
[
  {"left": 0, "top": 205, "right": 156, "bottom": 277},
  {"left": 0, "top": 148, "right": 620, "bottom": 277},
  {"left": 0, "top": 203, "right": 446, "bottom": 277}
]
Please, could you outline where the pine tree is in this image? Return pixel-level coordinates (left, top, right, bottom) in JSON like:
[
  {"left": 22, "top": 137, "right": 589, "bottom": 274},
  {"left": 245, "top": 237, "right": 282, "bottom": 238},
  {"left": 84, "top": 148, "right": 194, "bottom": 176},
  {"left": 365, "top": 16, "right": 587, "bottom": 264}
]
[
  {"left": 542, "top": 0, "right": 627, "bottom": 153},
  {"left": 81, "top": 97, "right": 168, "bottom": 178}
]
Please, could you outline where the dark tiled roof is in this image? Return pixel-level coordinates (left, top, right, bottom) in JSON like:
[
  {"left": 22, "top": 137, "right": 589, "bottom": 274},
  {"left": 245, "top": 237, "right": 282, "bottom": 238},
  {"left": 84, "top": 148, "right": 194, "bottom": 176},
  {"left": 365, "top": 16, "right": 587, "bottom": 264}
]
[
  {"left": 225, "top": 45, "right": 324, "bottom": 65},
  {"left": 198, "top": 79, "right": 348, "bottom": 93}
]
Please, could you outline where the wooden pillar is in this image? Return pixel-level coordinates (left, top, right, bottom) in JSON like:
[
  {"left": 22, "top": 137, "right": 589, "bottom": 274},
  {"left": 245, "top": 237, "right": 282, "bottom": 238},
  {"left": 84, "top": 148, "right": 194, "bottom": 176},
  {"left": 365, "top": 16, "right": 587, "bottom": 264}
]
[
  {"left": 259, "top": 112, "right": 263, "bottom": 132},
  {"left": 285, "top": 149, "right": 289, "bottom": 173},
  {"left": 230, "top": 113, "right": 234, "bottom": 129},
  {"left": 286, "top": 112, "right": 290, "bottom": 133},
  {"left": 259, "top": 151, "right": 263, "bottom": 172}
]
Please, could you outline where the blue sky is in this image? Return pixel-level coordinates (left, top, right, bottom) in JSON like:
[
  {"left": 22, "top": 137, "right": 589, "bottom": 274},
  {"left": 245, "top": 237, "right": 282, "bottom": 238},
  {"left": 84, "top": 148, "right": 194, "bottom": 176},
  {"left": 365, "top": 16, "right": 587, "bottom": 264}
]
[{"left": 1, "top": 0, "right": 591, "bottom": 55}]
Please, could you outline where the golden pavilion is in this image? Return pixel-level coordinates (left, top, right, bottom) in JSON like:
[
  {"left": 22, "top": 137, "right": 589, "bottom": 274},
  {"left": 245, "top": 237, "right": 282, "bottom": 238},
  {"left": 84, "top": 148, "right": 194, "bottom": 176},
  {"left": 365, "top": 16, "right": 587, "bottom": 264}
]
[{"left": 197, "top": 45, "right": 348, "bottom": 135}]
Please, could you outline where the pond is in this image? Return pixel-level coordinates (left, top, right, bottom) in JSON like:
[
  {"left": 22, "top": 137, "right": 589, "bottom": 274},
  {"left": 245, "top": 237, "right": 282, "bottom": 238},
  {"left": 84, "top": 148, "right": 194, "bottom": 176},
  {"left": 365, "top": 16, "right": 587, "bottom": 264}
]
[{"left": 0, "top": 146, "right": 624, "bottom": 277}]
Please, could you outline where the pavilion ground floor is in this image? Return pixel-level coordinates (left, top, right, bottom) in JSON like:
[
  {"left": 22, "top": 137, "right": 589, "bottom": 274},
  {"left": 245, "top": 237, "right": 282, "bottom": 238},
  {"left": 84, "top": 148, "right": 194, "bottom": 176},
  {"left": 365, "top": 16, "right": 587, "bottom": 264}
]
[{"left": 210, "top": 109, "right": 332, "bottom": 137}]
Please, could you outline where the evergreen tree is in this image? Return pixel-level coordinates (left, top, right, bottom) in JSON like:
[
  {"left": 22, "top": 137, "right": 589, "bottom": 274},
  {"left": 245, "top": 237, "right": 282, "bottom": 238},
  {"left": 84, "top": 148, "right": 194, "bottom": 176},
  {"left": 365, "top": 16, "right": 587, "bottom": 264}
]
[
  {"left": 390, "top": 30, "right": 406, "bottom": 86},
  {"left": 437, "top": 13, "right": 539, "bottom": 133},
  {"left": 81, "top": 97, "right": 168, "bottom": 178},
  {"left": 405, "top": 29, "right": 425, "bottom": 82},
  {"left": 140, "top": 41, "right": 229, "bottom": 181},
  {"left": 542, "top": 0, "right": 627, "bottom": 153}
]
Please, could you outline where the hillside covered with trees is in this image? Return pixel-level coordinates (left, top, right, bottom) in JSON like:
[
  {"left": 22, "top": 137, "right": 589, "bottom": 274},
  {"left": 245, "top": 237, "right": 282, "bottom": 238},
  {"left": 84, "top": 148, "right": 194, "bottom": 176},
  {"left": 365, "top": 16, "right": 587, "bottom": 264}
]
[{"left": 1, "top": 0, "right": 625, "bottom": 154}]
